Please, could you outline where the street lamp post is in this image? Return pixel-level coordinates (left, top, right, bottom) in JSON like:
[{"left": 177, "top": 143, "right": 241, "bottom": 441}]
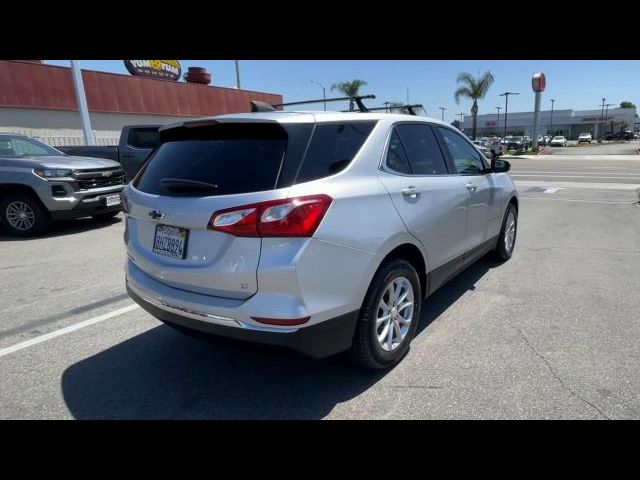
[
  {"left": 495, "top": 106, "right": 501, "bottom": 136},
  {"left": 439, "top": 107, "right": 447, "bottom": 121},
  {"left": 311, "top": 80, "right": 327, "bottom": 111},
  {"left": 499, "top": 92, "right": 519, "bottom": 137},
  {"left": 549, "top": 99, "right": 555, "bottom": 137}
]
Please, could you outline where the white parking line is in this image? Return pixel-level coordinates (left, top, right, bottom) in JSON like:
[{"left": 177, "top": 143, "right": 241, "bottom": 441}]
[{"left": 0, "top": 304, "right": 140, "bottom": 359}]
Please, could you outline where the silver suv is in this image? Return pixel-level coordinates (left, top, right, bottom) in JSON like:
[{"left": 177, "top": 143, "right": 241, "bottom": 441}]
[{"left": 123, "top": 112, "right": 518, "bottom": 369}]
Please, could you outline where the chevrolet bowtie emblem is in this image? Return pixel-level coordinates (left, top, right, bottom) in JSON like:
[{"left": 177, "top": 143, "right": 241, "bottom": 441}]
[{"left": 148, "top": 210, "right": 164, "bottom": 220}]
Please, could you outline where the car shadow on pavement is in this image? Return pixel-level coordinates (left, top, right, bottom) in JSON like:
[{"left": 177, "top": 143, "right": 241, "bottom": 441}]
[
  {"left": 415, "top": 256, "right": 501, "bottom": 337},
  {"left": 60, "top": 256, "right": 498, "bottom": 420},
  {"left": 0, "top": 214, "right": 122, "bottom": 241}
]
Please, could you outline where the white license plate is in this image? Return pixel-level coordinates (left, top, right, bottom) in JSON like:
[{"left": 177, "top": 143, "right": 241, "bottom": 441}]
[
  {"left": 152, "top": 225, "right": 189, "bottom": 260},
  {"left": 106, "top": 194, "right": 121, "bottom": 207}
]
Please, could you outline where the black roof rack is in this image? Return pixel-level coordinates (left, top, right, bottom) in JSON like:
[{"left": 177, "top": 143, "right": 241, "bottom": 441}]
[
  {"left": 346, "top": 104, "right": 426, "bottom": 116},
  {"left": 251, "top": 95, "right": 376, "bottom": 113},
  {"left": 250, "top": 96, "right": 424, "bottom": 116}
]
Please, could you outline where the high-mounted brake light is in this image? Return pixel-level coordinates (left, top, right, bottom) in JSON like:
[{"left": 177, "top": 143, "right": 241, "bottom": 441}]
[{"left": 208, "top": 194, "right": 332, "bottom": 237}]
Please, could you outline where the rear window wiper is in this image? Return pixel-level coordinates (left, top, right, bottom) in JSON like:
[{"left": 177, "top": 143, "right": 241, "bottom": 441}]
[{"left": 160, "top": 178, "right": 219, "bottom": 191}]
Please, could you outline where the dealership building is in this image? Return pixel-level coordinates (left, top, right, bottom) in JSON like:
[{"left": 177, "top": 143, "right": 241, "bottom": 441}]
[
  {"left": 0, "top": 60, "right": 283, "bottom": 146},
  {"left": 462, "top": 106, "right": 639, "bottom": 140}
]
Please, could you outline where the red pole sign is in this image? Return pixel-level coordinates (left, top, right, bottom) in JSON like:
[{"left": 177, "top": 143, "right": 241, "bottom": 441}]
[{"left": 532, "top": 72, "right": 546, "bottom": 92}]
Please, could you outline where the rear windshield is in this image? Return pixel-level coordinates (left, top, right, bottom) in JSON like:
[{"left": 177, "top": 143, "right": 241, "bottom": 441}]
[{"left": 135, "top": 120, "right": 376, "bottom": 197}]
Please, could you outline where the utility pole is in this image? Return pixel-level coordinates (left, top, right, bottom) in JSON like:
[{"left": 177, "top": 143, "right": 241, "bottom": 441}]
[
  {"left": 458, "top": 112, "right": 465, "bottom": 131},
  {"left": 604, "top": 103, "right": 615, "bottom": 139},
  {"left": 439, "top": 107, "right": 447, "bottom": 121},
  {"left": 311, "top": 80, "right": 326, "bottom": 111},
  {"left": 383, "top": 101, "right": 391, "bottom": 113},
  {"left": 599, "top": 98, "right": 605, "bottom": 142},
  {"left": 406, "top": 86, "right": 410, "bottom": 105},
  {"left": 495, "top": 106, "right": 502, "bottom": 136},
  {"left": 70, "top": 60, "right": 95, "bottom": 146},
  {"left": 500, "top": 92, "right": 519, "bottom": 137},
  {"left": 549, "top": 99, "right": 555, "bottom": 136},
  {"left": 235, "top": 60, "right": 241, "bottom": 89}
]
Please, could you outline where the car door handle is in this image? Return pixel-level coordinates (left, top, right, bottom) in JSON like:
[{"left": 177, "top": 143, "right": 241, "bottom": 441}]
[
  {"left": 465, "top": 183, "right": 477, "bottom": 192},
  {"left": 401, "top": 187, "right": 418, "bottom": 198}
]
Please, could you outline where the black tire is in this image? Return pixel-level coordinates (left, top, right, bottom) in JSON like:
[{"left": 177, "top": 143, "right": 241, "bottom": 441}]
[
  {"left": 350, "top": 259, "right": 422, "bottom": 370},
  {"left": 494, "top": 203, "right": 518, "bottom": 261},
  {"left": 0, "top": 192, "right": 51, "bottom": 237},
  {"left": 93, "top": 210, "right": 120, "bottom": 221}
]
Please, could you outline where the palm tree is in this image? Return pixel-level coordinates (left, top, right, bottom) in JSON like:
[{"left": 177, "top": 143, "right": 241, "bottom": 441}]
[
  {"left": 454, "top": 71, "right": 495, "bottom": 140},
  {"left": 331, "top": 79, "right": 368, "bottom": 111}
]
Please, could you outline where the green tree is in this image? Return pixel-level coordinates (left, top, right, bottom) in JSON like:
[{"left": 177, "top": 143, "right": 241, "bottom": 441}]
[
  {"left": 620, "top": 101, "right": 636, "bottom": 108},
  {"left": 331, "top": 79, "right": 368, "bottom": 111},
  {"left": 454, "top": 71, "right": 495, "bottom": 140},
  {"left": 451, "top": 119, "right": 461, "bottom": 130}
]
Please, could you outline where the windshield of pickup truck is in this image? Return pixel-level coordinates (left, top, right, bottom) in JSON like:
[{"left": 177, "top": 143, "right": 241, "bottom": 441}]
[{"left": 0, "top": 134, "right": 63, "bottom": 157}]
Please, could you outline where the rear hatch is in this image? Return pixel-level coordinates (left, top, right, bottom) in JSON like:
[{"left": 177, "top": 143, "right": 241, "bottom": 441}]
[{"left": 125, "top": 119, "right": 313, "bottom": 300}]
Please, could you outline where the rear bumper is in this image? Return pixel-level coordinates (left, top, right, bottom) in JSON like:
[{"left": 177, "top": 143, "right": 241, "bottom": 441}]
[{"left": 127, "top": 284, "right": 359, "bottom": 359}]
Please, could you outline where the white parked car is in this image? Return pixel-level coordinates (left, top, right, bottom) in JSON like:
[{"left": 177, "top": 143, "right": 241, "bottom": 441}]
[
  {"left": 577, "top": 133, "right": 592, "bottom": 144},
  {"left": 550, "top": 136, "right": 568, "bottom": 147}
]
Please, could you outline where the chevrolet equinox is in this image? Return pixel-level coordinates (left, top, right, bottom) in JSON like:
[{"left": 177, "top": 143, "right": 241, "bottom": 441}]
[{"left": 123, "top": 112, "right": 518, "bottom": 369}]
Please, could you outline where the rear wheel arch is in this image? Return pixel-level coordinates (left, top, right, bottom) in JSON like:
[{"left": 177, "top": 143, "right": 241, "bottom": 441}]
[
  {"left": 375, "top": 243, "right": 428, "bottom": 300},
  {"left": 508, "top": 195, "right": 518, "bottom": 213}
]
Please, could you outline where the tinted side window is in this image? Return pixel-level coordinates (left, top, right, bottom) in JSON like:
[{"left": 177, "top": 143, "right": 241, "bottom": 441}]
[
  {"left": 396, "top": 124, "right": 448, "bottom": 175},
  {"left": 128, "top": 128, "right": 159, "bottom": 149},
  {"left": 385, "top": 130, "right": 412, "bottom": 174},
  {"left": 295, "top": 122, "right": 375, "bottom": 183},
  {"left": 437, "top": 127, "right": 486, "bottom": 175}
]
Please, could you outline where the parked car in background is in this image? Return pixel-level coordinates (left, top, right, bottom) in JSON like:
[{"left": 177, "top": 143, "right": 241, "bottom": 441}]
[
  {"left": 623, "top": 130, "right": 634, "bottom": 140},
  {"left": 578, "top": 132, "right": 592, "bottom": 143},
  {"left": 505, "top": 136, "right": 527, "bottom": 151},
  {"left": 550, "top": 136, "right": 568, "bottom": 147},
  {"left": 0, "top": 133, "right": 125, "bottom": 236},
  {"left": 123, "top": 112, "right": 519, "bottom": 369},
  {"left": 523, "top": 136, "right": 532, "bottom": 149},
  {"left": 58, "top": 125, "right": 160, "bottom": 181}
]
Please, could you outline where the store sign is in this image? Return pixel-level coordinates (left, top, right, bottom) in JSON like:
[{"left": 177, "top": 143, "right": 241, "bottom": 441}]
[
  {"left": 124, "top": 60, "right": 181, "bottom": 81},
  {"left": 485, "top": 120, "right": 497, "bottom": 126},
  {"left": 532, "top": 72, "right": 546, "bottom": 92}
]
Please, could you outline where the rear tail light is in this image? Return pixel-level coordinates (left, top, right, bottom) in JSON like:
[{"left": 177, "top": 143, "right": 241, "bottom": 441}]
[{"left": 208, "top": 194, "right": 332, "bottom": 238}]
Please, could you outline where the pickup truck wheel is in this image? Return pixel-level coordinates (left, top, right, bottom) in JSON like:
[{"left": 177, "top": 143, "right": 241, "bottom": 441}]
[
  {"left": 350, "top": 259, "right": 421, "bottom": 370},
  {"left": 494, "top": 203, "right": 518, "bottom": 261},
  {"left": 0, "top": 193, "right": 51, "bottom": 237}
]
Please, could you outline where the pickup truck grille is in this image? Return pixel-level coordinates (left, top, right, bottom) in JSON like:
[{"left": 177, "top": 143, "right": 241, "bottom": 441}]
[{"left": 74, "top": 168, "right": 125, "bottom": 190}]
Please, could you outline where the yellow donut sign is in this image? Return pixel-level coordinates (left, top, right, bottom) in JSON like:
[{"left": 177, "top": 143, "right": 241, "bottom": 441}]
[{"left": 124, "top": 60, "right": 181, "bottom": 81}]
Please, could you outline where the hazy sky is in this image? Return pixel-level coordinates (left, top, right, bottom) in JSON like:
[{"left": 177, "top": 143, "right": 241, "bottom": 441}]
[{"left": 47, "top": 60, "right": 640, "bottom": 122}]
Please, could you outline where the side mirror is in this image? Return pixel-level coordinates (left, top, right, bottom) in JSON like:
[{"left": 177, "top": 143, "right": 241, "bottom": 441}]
[{"left": 492, "top": 158, "right": 511, "bottom": 173}]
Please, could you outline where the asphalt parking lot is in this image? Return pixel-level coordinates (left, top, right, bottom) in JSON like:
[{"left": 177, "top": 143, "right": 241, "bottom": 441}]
[{"left": 1, "top": 153, "right": 639, "bottom": 419}]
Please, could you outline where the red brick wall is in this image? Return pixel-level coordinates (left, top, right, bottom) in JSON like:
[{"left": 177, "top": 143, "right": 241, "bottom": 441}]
[{"left": 0, "top": 61, "right": 282, "bottom": 117}]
